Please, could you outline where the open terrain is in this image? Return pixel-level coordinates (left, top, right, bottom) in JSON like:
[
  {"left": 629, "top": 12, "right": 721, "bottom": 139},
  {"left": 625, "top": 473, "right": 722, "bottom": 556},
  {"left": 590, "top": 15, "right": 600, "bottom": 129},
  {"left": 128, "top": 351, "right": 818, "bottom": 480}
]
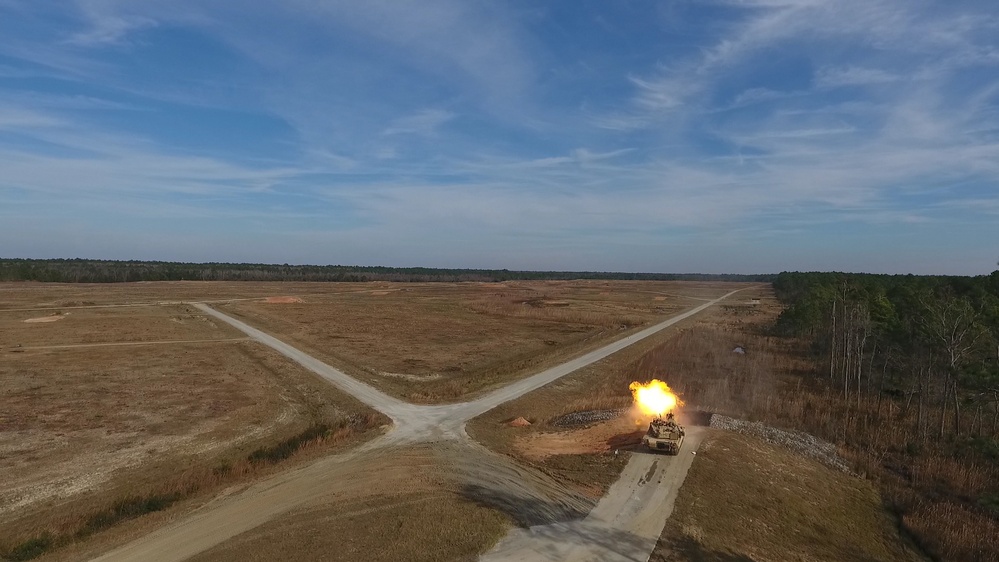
[
  {"left": 0, "top": 291, "right": 387, "bottom": 559},
  {"left": 214, "top": 281, "right": 733, "bottom": 402},
  {"left": 1, "top": 280, "right": 925, "bottom": 562},
  {"left": 651, "top": 430, "right": 917, "bottom": 562},
  {"left": 78, "top": 288, "right": 741, "bottom": 562}
]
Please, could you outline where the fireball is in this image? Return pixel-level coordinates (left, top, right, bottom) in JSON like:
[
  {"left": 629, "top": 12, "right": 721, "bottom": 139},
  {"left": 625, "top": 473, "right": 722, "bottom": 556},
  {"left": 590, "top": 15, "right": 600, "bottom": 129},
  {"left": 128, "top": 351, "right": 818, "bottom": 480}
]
[{"left": 629, "top": 379, "right": 682, "bottom": 417}]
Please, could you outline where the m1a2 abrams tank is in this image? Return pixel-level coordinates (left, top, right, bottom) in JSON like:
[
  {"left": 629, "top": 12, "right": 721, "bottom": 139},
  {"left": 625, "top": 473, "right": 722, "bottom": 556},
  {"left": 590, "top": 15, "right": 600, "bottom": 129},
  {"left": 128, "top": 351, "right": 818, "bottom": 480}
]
[{"left": 642, "top": 412, "right": 685, "bottom": 454}]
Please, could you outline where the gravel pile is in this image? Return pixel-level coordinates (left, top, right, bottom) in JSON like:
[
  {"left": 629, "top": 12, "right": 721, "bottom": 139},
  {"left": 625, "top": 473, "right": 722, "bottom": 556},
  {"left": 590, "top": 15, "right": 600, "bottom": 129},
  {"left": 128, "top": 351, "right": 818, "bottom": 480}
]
[
  {"left": 709, "top": 414, "right": 851, "bottom": 473},
  {"left": 550, "top": 408, "right": 625, "bottom": 428}
]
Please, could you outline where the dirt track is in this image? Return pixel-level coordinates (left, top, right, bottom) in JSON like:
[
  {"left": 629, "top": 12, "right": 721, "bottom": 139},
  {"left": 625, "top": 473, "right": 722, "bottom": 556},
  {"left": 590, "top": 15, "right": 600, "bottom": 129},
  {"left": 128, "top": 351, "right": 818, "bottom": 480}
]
[
  {"left": 91, "top": 289, "right": 744, "bottom": 562},
  {"left": 483, "top": 428, "right": 704, "bottom": 562}
]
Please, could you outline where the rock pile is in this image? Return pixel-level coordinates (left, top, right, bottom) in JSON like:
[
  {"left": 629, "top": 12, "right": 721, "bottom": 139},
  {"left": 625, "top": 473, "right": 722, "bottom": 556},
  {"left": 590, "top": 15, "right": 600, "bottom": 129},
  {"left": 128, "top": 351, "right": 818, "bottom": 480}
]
[
  {"left": 709, "top": 414, "right": 851, "bottom": 473},
  {"left": 550, "top": 408, "right": 625, "bottom": 428}
]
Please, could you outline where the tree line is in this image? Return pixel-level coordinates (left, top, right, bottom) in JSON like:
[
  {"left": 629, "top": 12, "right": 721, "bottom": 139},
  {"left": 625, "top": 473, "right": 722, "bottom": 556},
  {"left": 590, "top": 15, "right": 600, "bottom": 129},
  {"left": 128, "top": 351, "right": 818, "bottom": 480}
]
[
  {"left": 772, "top": 270, "right": 999, "bottom": 560},
  {"left": 774, "top": 270, "right": 999, "bottom": 441},
  {"left": 0, "top": 258, "right": 773, "bottom": 284}
]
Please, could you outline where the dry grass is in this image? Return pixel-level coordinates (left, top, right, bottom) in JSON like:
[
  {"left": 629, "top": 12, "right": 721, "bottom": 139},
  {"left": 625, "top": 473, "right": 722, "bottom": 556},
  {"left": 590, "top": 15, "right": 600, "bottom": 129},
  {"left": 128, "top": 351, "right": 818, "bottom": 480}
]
[
  {"left": 611, "top": 287, "right": 999, "bottom": 562},
  {"left": 188, "top": 492, "right": 509, "bottom": 562},
  {"left": 0, "top": 281, "right": 362, "bottom": 310},
  {"left": 465, "top": 288, "right": 764, "bottom": 493},
  {"left": 0, "top": 293, "right": 388, "bottom": 560},
  {"left": 467, "top": 285, "right": 773, "bottom": 440},
  {"left": 650, "top": 430, "right": 918, "bottom": 562},
  {"left": 0, "top": 280, "right": 741, "bottom": 561},
  {"left": 1, "top": 303, "right": 243, "bottom": 347},
  {"left": 215, "top": 280, "right": 742, "bottom": 402},
  {"left": 185, "top": 445, "right": 512, "bottom": 562},
  {"left": 0, "top": 335, "right": 386, "bottom": 558},
  {"left": 904, "top": 499, "right": 999, "bottom": 562},
  {"left": 470, "top": 285, "right": 931, "bottom": 561}
]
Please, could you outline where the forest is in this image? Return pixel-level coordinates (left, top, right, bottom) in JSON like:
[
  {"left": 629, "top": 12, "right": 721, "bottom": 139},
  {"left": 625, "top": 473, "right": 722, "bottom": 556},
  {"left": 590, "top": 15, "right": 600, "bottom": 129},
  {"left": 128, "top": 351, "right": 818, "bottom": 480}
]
[
  {"left": 772, "top": 270, "right": 999, "bottom": 560},
  {"left": 0, "top": 258, "right": 771, "bottom": 283}
]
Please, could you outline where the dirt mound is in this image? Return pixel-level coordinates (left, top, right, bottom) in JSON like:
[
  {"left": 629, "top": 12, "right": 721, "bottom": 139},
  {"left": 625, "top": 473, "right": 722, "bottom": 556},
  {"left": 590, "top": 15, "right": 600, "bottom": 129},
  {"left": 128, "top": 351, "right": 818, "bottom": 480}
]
[
  {"left": 264, "top": 296, "right": 304, "bottom": 304},
  {"left": 514, "top": 416, "right": 643, "bottom": 460},
  {"left": 507, "top": 417, "right": 532, "bottom": 427},
  {"left": 23, "top": 314, "right": 67, "bottom": 323},
  {"left": 369, "top": 290, "right": 392, "bottom": 296}
]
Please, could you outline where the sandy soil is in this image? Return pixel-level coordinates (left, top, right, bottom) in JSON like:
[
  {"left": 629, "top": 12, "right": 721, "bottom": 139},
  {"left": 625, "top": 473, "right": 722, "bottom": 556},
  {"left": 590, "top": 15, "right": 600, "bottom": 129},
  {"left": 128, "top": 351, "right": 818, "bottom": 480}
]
[
  {"left": 514, "top": 416, "right": 645, "bottom": 461},
  {"left": 263, "top": 296, "right": 303, "bottom": 303},
  {"left": 22, "top": 313, "right": 68, "bottom": 323}
]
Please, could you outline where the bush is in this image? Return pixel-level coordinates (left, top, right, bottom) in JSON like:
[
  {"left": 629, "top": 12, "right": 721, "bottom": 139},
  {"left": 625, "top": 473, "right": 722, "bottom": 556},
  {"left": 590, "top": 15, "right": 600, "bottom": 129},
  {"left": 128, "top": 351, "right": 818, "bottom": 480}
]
[
  {"left": 979, "top": 493, "right": 999, "bottom": 518},
  {"left": 77, "top": 493, "right": 183, "bottom": 537},
  {"left": 247, "top": 424, "right": 331, "bottom": 464},
  {"left": 5, "top": 534, "right": 53, "bottom": 561},
  {"left": 958, "top": 436, "right": 999, "bottom": 461}
]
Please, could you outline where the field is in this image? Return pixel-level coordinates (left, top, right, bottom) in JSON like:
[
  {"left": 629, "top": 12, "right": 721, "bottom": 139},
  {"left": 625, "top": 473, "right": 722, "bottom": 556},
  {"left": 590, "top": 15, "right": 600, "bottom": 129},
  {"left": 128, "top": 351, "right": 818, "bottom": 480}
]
[
  {"left": 465, "top": 286, "right": 774, "bottom": 495},
  {"left": 215, "top": 280, "right": 734, "bottom": 402},
  {"left": 0, "top": 280, "right": 928, "bottom": 562},
  {"left": 651, "top": 430, "right": 917, "bottom": 562},
  {"left": 0, "top": 289, "right": 389, "bottom": 558}
]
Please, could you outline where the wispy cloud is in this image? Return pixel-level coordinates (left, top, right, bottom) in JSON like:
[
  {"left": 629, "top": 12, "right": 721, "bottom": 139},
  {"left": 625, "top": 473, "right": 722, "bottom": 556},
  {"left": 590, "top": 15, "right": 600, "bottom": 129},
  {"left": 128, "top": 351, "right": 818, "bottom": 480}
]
[
  {"left": 68, "top": 12, "right": 157, "bottom": 46},
  {"left": 0, "top": 0, "right": 996, "bottom": 273},
  {"left": 383, "top": 109, "right": 455, "bottom": 136},
  {"left": 815, "top": 66, "right": 900, "bottom": 88}
]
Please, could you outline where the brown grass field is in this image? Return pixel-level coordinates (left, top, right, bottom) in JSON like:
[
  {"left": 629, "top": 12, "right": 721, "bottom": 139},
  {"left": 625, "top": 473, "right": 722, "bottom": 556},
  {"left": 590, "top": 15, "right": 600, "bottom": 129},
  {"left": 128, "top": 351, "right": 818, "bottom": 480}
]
[
  {"left": 0, "top": 280, "right": 734, "bottom": 559},
  {"left": 0, "top": 287, "right": 393, "bottom": 559},
  {"left": 466, "top": 284, "right": 923, "bottom": 561},
  {"left": 464, "top": 287, "right": 772, "bottom": 494},
  {"left": 651, "top": 430, "right": 918, "bottom": 562},
  {"left": 215, "top": 280, "right": 738, "bottom": 402},
  {"left": 0, "top": 280, "right": 933, "bottom": 561},
  {"left": 184, "top": 445, "right": 513, "bottom": 562}
]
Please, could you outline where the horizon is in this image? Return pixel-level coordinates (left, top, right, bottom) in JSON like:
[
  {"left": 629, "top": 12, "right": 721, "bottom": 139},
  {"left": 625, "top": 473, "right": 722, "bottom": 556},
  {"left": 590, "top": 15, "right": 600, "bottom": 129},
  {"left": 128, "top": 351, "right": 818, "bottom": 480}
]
[
  {"left": 4, "top": 256, "right": 998, "bottom": 278},
  {"left": 2, "top": 2, "right": 997, "bottom": 275}
]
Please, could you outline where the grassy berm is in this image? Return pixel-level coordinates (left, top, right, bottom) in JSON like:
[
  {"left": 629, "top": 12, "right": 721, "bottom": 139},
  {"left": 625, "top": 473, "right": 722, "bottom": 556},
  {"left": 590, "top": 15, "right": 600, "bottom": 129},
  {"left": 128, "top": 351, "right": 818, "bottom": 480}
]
[{"left": 651, "top": 430, "right": 921, "bottom": 562}]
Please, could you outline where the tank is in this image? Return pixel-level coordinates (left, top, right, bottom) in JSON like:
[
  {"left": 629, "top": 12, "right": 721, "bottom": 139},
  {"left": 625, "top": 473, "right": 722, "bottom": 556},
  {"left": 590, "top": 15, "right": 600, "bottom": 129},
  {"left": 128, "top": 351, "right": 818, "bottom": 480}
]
[{"left": 642, "top": 412, "right": 685, "bottom": 454}]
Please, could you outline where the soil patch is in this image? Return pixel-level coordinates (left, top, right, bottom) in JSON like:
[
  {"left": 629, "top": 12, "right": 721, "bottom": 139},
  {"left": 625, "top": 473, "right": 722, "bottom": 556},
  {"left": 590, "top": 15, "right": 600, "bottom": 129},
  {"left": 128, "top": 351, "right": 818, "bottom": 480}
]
[
  {"left": 23, "top": 313, "right": 68, "bottom": 323},
  {"left": 263, "top": 297, "right": 304, "bottom": 304},
  {"left": 513, "top": 416, "right": 644, "bottom": 461}
]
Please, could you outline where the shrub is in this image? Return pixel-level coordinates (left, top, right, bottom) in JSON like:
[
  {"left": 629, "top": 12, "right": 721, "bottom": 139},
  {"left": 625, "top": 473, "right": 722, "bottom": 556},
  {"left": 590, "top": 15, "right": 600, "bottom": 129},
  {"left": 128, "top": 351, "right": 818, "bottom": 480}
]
[{"left": 5, "top": 534, "right": 53, "bottom": 561}]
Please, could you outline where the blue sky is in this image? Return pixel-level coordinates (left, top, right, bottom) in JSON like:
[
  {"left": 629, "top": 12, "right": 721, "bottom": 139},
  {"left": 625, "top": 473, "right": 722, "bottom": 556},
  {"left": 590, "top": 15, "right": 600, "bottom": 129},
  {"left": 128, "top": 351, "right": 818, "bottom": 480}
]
[{"left": 1, "top": 1, "right": 997, "bottom": 274}]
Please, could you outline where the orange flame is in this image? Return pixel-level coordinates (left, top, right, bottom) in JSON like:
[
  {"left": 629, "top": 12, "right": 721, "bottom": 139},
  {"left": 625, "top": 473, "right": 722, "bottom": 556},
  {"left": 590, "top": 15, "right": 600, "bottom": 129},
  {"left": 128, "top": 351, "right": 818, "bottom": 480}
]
[{"left": 629, "top": 379, "right": 682, "bottom": 417}]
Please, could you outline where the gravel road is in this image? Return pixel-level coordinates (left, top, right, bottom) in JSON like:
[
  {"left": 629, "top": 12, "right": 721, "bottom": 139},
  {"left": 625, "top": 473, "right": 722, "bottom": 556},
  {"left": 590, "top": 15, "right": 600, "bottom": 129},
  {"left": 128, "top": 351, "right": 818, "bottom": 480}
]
[{"left": 482, "top": 428, "right": 704, "bottom": 562}]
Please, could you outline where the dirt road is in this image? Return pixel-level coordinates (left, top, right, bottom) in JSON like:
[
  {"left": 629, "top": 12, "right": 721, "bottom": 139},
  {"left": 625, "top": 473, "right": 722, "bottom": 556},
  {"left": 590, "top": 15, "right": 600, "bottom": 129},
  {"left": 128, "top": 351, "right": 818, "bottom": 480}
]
[
  {"left": 482, "top": 428, "right": 704, "bottom": 562},
  {"left": 92, "top": 290, "right": 742, "bottom": 562},
  {"left": 16, "top": 338, "right": 249, "bottom": 350}
]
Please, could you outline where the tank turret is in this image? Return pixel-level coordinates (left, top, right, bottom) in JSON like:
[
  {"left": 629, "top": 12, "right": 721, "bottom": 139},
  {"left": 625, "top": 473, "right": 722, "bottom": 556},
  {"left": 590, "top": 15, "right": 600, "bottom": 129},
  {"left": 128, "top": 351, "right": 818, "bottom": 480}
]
[{"left": 642, "top": 412, "right": 685, "bottom": 454}]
